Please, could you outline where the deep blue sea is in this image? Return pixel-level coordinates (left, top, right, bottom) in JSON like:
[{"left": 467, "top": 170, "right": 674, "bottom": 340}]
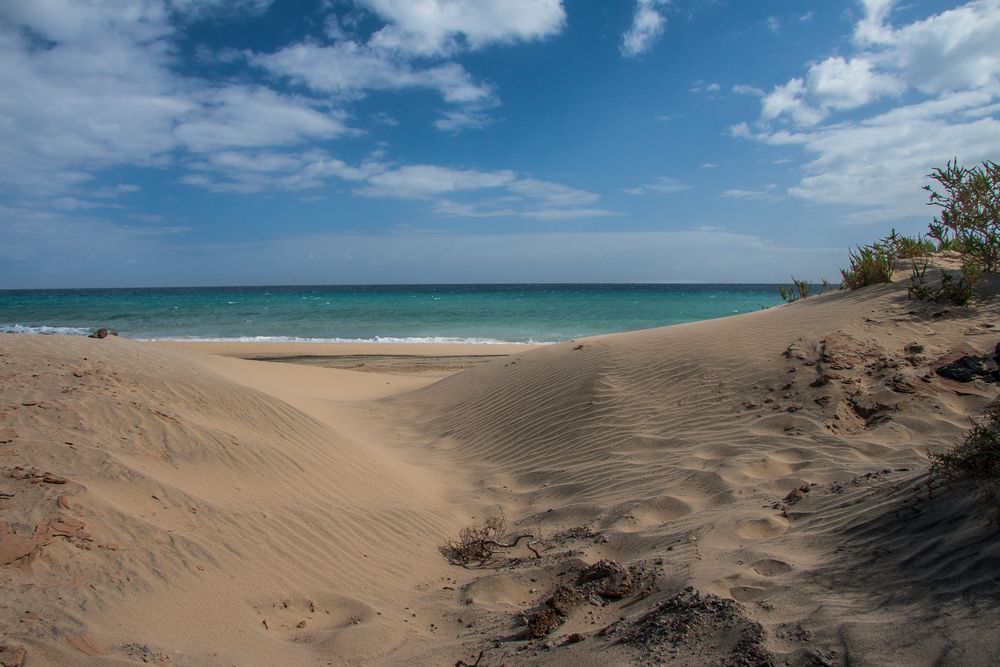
[{"left": 0, "top": 284, "right": 783, "bottom": 344}]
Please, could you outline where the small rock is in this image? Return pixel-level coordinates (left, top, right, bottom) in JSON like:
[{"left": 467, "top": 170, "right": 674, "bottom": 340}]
[{"left": 937, "top": 352, "right": 1000, "bottom": 383}]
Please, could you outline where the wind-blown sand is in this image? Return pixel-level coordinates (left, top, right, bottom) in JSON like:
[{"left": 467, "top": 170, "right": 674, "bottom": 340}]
[{"left": 1, "top": 271, "right": 999, "bottom": 666}]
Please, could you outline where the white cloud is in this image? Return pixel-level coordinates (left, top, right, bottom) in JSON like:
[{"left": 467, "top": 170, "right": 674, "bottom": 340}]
[
  {"left": 175, "top": 86, "right": 350, "bottom": 153},
  {"left": 759, "top": 57, "right": 907, "bottom": 126},
  {"left": 0, "top": 6, "right": 189, "bottom": 193},
  {"left": 361, "top": 0, "right": 566, "bottom": 56},
  {"left": 760, "top": 1, "right": 999, "bottom": 127},
  {"left": 854, "top": 0, "right": 896, "bottom": 46},
  {"left": 49, "top": 197, "right": 105, "bottom": 211},
  {"left": 807, "top": 56, "right": 904, "bottom": 111},
  {"left": 721, "top": 186, "right": 783, "bottom": 202},
  {"left": 91, "top": 184, "right": 141, "bottom": 199},
  {"left": 868, "top": 0, "right": 1000, "bottom": 94},
  {"left": 433, "top": 199, "right": 516, "bottom": 218},
  {"left": 0, "top": 3, "right": 360, "bottom": 197},
  {"left": 732, "top": 84, "right": 764, "bottom": 97},
  {"left": 521, "top": 208, "right": 620, "bottom": 220},
  {"left": 621, "top": 0, "right": 669, "bottom": 57},
  {"left": 508, "top": 179, "right": 600, "bottom": 206},
  {"left": 169, "top": 0, "right": 274, "bottom": 20},
  {"left": 784, "top": 98, "right": 1000, "bottom": 221},
  {"left": 691, "top": 80, "right": 722, "bottom": 94},
  {"left": 358, "top": 165, "right": 516, "bottom": 199},
  {"left": 760, "top": 78, "right": 824, "bottom": 126},
  {"left": 622, "top": 176, "right": 691, "bottom": 195},
  {"left": 256, "top": 1, "right": 566, "bottom": 133},
  {"left": 738, "top": 0, "right": 1000, "bottom": 223},
  {"left": 424, "top": 175, "right": 612, "bottom": 220},
  {"left": 255, "top": 42, "right": 494, "bottom": 105},
  {"left": 434, "top": 107, "right": 495, "bottom": 132},
  {"left": 0, "top": 0, "right": 546, "bottom": 201},
  {"left": 182, "top": 149, "right": 378, "bottom": 193}
]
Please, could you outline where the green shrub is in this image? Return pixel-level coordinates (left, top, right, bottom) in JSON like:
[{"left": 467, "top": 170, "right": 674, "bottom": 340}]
[
  {"left": 778, "top": 277, "right": 811, "bottom": 303},
  {"left": 878, "top": 228, "right": 936, "bottom": 259},
  {"left": 841, "top": 243, "right": 894, "bottom": 289},
  {"left": 924, "top": 160, "right": 1000, "bottom": 272},
  {"left": 930, "top": 400, "right": 1000, "bottom": 481},
  {"left": 908, "top": 260, "right": 980, "bottom": 306}
]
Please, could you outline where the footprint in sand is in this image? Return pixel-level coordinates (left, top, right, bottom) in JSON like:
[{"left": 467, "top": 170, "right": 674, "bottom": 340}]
[
  {"left": 750, "top": 558, "right": 793, "bottom": 577},
  {"left": 608, "top": 496, "right": 692, "bottom": 533},
  {"left": 735, "top": 516, "right": 789, "bottom": 541},
  {"left": 729, "top": 585, "right": 769, "bottom": 602}
]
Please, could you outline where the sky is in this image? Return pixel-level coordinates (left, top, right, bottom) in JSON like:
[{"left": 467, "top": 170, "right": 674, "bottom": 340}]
[{"left": 1, "top": 0, "right": 998, "bottom": 288}]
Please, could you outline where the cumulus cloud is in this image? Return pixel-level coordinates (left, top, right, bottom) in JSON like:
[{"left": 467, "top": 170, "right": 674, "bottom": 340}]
[
  {"left": 0, "top": 0, "right": 563, "bottom": 203},
  {"left": 759, "top": 56, "right": 904, "bottom": 126},
  {"left": 361, "top": 0, "right": 566, "bottom": 56},
  {"left": 760, "top": 1, "right": 999, "bottom": 127},
  {"left": 254, "top": 43, "right": 494, "bottom": 105},
  {"left": 254, "top": 2, "right": 566, "bottom": 133},
  {"left": 621, "top": 0, "right": 669, "bottom": 57},
  {"left": 760, "top": 79, "right": 824, "bottom": 126},
  {"left": 854, "top": 0, "right": 896, "bottom": 46},
  {"left": 0, "top": 2, "right": 356, "bottom": 197},
  {"left": 175, "top": 86, "right": 349, "bottom": 153},
  {"left": 739, "top": 0, "right": 1000, "bottom": 222},
  {"left": 806, "top": 56, "right": 904, "bottom": 111}
]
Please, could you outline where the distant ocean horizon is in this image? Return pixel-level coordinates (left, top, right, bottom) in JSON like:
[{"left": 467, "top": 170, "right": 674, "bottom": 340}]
[{"left": 0, "top": 284, "right": 785, "bottom": 344}]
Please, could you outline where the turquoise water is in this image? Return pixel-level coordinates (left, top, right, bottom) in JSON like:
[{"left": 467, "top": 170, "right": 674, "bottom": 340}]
[{"left": 0, "top": 284, "right": 783, "bottom": 344}]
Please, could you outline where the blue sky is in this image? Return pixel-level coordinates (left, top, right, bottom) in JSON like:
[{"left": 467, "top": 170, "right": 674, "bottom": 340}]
[{"left": 1, "top": 0, "right": 998, "bottom": 287}]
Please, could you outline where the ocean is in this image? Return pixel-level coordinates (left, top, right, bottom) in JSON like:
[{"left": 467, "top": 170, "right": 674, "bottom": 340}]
[{"left": 0, "top": 284, "right": 783, "bottom": 344}]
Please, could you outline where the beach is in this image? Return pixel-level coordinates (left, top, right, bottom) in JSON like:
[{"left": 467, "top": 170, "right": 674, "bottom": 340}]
[{"left": 1, "top": 271, "right": 999, "bottom": 666}]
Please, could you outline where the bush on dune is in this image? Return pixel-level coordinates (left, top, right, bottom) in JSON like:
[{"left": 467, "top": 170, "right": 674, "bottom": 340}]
[
  {"left": 907, "top": 260, "right": 980, "bottom": 306},
  {"left": 840, "top": 243, "right": 895, "bottom": 289},
  {"left": 778, "top": 277, "right": 811, "bottom": 303},
  {"left": 841, "top": 159, "right": 997, "bottom": 296},
  {"left": 929, "top": 399, "right": 1000, "bottom": 518},
  {"left": 930, "top": 400, "right": 1000, "bottom": 481},
  {"left": 924, "top": 160, "right": 1000, "bottom": 271}
]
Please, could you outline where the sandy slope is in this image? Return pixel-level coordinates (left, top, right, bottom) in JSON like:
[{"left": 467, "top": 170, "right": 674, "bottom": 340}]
[{"left": 2, "top": 272, "right": 999, "bottom": 666}]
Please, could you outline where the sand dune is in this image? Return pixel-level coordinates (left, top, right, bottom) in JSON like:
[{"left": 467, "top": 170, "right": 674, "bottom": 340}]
[{"left": 2, "top": 272, "right": 999, "bottom": 665}]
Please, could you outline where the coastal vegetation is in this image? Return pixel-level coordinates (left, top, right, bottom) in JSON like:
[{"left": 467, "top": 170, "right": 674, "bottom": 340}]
[
  {"left": 925, "top": 160, "right": 1000, "bottom": 271},
  {"left": 907, "top": 259, "right": 979, "bottom": 306},
  {"left": 840, "top": 242, "right": 895, "bottom": 289},
  {"left": 777, "top": 277, "right": 811, "bottom": 303},
  {"left": 930, "top": 398, "right": 1000, "bottom": 514},
  {"left": 838, "top": 160, "right": 998, "bottom": 298}
]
